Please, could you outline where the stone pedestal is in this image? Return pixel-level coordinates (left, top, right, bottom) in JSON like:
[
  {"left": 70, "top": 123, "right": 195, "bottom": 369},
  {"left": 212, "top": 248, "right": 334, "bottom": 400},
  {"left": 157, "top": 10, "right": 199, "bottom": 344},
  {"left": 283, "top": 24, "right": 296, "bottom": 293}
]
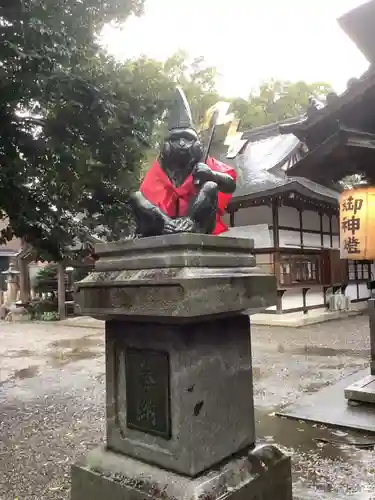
[
  {"left": 71, "top": 234, "right": 293, "bottom": 499},
  {"left": 345, "top": 298, "right": 375, "bottom": 403},
  {"left": 72, "top": 445, "right": 292, "bottom": 500}
]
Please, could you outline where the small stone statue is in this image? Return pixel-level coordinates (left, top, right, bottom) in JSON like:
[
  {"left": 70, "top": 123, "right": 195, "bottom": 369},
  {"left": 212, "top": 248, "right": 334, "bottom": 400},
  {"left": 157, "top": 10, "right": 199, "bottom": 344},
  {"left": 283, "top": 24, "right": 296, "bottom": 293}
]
[{"left": 130, "top": 88, "right": 236, "bottom": 237}]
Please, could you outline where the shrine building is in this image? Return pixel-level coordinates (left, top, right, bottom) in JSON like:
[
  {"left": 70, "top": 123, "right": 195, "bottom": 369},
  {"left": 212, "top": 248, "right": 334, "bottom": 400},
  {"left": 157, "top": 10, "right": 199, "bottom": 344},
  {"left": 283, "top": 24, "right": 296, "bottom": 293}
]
[
  {"left": 213, "top": 0, "right": 375, "bottom": 320},
  {"left": 217, "top": 120, "right": 369, "bottom": 317}
]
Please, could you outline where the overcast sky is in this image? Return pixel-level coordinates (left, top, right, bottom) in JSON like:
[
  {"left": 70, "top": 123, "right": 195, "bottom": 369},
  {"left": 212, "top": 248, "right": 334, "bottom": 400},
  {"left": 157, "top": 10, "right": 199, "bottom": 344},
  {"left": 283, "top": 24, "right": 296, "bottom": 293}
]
[{"left": 101, "top": 0, "right": 370, "bottom": 98}]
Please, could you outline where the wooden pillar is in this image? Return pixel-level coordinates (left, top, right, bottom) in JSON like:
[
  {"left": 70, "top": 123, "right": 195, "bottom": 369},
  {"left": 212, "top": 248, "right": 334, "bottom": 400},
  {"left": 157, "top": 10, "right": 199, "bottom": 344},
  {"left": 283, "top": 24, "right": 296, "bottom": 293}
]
[
  {"left": 298, "top": 209, "right": 304, "bottom": 247},
  {"left": 271, "top": 199, "right": 280, "bottom": 249},
  {"left": 329, "top": 215, "right": 333, "bottom": 248},
  {"left": 354, "top": 259, "right": 359, "bottom": 301},
  {"left": 319, "top": 213, "right": 324, "bottom": 248},
  {"left": 272, "top": 200, "right": 281, "bottom": 309},
  {"left": 18, "top": 258, "right": 31, "bottom": 303},
  {"left": 57, "top": 262, "right": 66, "bottom": 320},
  {"left": 302, "top": 287, "right": 310, "bottom": 315}
]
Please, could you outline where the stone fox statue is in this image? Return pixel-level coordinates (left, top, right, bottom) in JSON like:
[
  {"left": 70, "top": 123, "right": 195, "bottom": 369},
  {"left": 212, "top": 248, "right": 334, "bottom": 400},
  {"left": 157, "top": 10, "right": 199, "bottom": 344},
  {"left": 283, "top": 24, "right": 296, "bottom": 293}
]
[{"left": 130, "top": 88, "right": 237, "bottom": 237}]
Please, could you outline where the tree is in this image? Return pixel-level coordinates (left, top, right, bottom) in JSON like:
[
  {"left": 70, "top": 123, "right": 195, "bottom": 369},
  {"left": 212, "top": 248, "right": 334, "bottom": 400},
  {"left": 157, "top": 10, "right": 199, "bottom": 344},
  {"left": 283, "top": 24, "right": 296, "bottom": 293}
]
[
  {"left": 148, "top": 51, "right": 222, "bottom": 153},
  {"left": 163, "top": 50, "right": 220, "bottom": 126},
  {"left": 33, "top": 264, "right": 59, "bottom": 294},
  {"left": 339, "top": 174, "right": 367, "bottom": 190},
  {"left": 231, "top": 79, "right": 333, "bottom": 129},
  {"left": 1, "top": 0, "right": 337, "bottom": 259},
  {"left": 0, "top": 0, "right": 172, "bottom": 260},
  {"left": 138, "top": 51, "right": 222, "bottom": 177}
]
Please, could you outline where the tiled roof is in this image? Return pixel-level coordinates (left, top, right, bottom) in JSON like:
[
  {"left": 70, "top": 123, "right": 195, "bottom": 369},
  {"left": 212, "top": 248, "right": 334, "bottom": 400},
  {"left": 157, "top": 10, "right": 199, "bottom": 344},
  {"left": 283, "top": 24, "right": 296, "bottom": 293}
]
[{"left": 221, "top": 124, "right": 339, "bottom": 205}]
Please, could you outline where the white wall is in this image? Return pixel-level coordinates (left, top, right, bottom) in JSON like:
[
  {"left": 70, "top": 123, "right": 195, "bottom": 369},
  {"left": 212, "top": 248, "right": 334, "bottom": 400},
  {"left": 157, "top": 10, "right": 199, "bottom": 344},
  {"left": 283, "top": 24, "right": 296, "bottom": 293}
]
[
  {"left": 322, "top": 214, "right": 330, "bottom": 232},
  {"left": 230, "top": 205, "right": 365, "bottom": 310},
  {"left": 281, "top": 289, "right": 304, "bottom": 310},
  {"left": 332, "top": 216, "right": 339, "bottom": 232},
  {"left": 266, "top": 283, "right": 372, "bottom": 313},
  {"left": 358, "top": 283, "right": 370, "bottom": 300},
  {"left": 280, "top": 287, "right": 325, "bottom": 311},
  {"left": 278, "top": 230, "right": 338, "bottom": 250},
  {"left": 279, "top": 230, "right": 322, "bottom": 249},
  {"left": 233, "top": 206, "right": 339, "bottom": 250},
  {"left": 345, "top": 284, "right": 357, "bottom": 302},
  {"left": 278, "top": 206, "right": 300, "bottom": 227},
  {"left": 235, "top": 206, "right": 273, "bottom": 226},
  {"left": 306, "top": 286, "right": 325, "bottom": 307},
  {"left": 266, "top": 287, "right": 325, "bottom": 312},
  {"left": 323, "top": 235, "right": 331, "bottom": 248},
  {"left": 344, "top": 283, "right": 371, "bottom": 302},
  {"left": 302, "top": 210, "right": 320, "bottom": 231},
  {"left": 224, "top": 224, "right": 273, "bottom": 248},
  {"left": 303, "top": 232, "right": 322, "bottom": 249},
  {"left": 279, "top": 207, "right": 323, "bottom": 229}
]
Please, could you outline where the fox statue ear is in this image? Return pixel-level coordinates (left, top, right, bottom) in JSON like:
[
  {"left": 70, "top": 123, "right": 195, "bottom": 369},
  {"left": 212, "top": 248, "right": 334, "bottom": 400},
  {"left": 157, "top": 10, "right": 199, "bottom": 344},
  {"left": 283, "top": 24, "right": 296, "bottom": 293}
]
[{"left": 167, "top": 87, "right": 198, "bottom": 137}]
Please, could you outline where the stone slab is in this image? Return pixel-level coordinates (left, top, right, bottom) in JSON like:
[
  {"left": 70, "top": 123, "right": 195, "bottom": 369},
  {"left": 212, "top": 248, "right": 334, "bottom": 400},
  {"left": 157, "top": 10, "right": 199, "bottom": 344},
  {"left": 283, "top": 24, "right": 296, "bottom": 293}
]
[
  {"left": 96, "top": 251, "right": 256, "bottom": 271},
  {"left": 71, "top": 445, "right": 292, "bottom": 500},
  {"left": 106, "top": 315, "right": 255, "bottom": 477},
  {"left": 278, "top": 369, "right": 375, "bottom": 433},
  {"left": 78, "top": 270, "right": 276, "bottom": 322},
  {"left": 95, "top": 234, "right": 255, "bottom": 271},
  {"left": 77, "top": 234, "right": 277, "bottom": 321},
  {"left": 345, "top": 374, "right": 375, "bottom": 403},
  {"left": 250, "top": 305, "right": 365, "bottom": 328},
  {"left": 96, "top": 233, "right": 255, "bottom": 255}
]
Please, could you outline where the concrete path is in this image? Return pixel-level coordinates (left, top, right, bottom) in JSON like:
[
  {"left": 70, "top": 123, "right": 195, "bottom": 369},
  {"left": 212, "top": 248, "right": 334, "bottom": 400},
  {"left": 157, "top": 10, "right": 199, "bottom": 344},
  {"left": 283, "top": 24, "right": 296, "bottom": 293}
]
[{"left": 0, "top": 316, "right": 374, "bottom": 499}]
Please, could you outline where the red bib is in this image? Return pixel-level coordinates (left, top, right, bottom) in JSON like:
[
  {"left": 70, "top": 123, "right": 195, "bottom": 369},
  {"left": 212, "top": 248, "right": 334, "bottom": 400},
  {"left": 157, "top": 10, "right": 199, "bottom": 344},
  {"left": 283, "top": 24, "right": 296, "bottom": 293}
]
[{"left": 140, "top": 157, "right": 236, "bottom": 235}]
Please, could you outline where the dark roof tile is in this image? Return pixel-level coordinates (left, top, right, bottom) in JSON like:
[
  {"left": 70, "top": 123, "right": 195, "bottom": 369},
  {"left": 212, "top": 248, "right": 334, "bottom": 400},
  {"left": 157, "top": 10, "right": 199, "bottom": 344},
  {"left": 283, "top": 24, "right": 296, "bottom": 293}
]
[{"left": 225, "top": 128, "right": 339, "bottom": 205}]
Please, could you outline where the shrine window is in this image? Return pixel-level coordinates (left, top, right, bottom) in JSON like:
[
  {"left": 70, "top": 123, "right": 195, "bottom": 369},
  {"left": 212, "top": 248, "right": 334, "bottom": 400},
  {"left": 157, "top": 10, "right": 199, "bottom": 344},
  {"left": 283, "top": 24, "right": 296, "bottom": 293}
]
[
  {"left": 279, "top": 254, "right": 320, "bottom": 286},
  {"left": 347, "top": 260, "right": 371, "bottom": 281}
]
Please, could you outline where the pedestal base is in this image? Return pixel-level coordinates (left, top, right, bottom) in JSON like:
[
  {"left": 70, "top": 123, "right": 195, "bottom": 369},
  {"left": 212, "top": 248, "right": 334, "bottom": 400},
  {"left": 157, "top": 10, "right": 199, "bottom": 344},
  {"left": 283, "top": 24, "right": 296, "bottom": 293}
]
[
  {"left": 345, "top": 374, "right": 375, "bottom": 403},
  {"left": 106, "top": 315, "right": 255, "bottom": 477},
  {"left": 71, "top": 445, "right": 293, "bottom": 500}
]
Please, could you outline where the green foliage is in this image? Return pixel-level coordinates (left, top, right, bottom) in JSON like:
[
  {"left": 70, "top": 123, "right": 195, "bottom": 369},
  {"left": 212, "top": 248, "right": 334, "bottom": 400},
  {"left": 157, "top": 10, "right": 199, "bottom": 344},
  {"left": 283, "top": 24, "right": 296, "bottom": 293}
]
[
  {"left": 339, "top": 174, "right": 367, "bottom": 190},
  {"left": 144, "top": 51, "right": 220, "bottom": 152},
  {"left": 163, "top": 50, "right": 220, "bottom": 125},
  {"left": 27, "top": 297, "right": 58, "bottom": 319},
  {"left": 136, "top": 50, "right": 221, "bottom": 178},
  {"left": 33, "top": 264, "right": 58, "bottom": 293},
  {"left": 41, "top": 311, "right": 60, "bottom": 321},
  {"left": 230, "top": 80, "right": 333, "bottom": 129},
  {"left": 0, "top": 0, "right": 334, "bottom": 256},
  {"left": 0, "top": 0, "right": 170, "bottom": 260},
  {"left": 142, "top": 57, "right": 333, "bottom": 168}
]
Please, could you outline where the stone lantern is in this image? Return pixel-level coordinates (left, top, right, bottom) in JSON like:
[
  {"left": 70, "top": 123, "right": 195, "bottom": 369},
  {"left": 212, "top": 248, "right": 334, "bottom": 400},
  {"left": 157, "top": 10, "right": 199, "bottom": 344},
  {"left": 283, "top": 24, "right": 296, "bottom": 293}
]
[{"left": 2, "top": 261, "right": 20, "bottom": 306}]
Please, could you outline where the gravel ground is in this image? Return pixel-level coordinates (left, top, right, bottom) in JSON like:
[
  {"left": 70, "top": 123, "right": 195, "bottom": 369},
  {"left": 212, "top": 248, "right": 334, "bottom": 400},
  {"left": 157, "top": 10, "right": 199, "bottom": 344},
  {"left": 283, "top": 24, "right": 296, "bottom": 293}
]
[{"left": 0, "top": 315, "right": 374, "bottom": 499}]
